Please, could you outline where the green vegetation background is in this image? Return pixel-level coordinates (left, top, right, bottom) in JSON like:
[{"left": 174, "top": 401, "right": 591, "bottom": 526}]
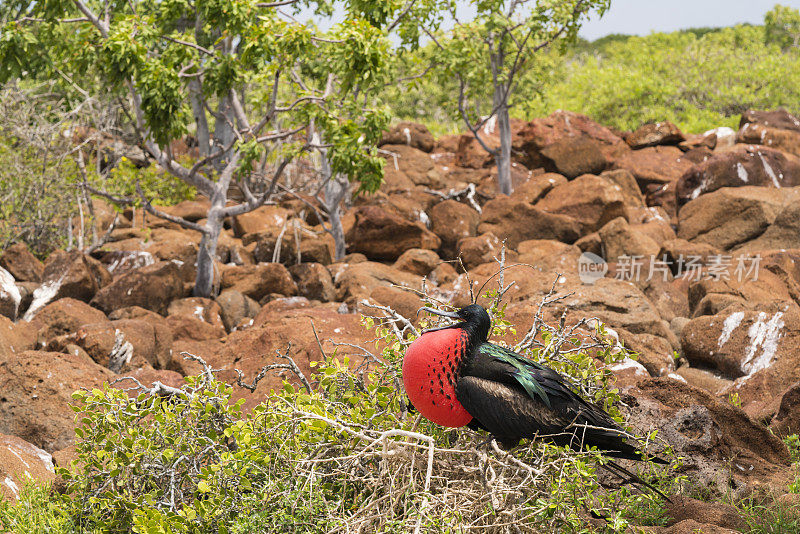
[{"left": 388, "top": 23, "right": 800, "bottom": 136}]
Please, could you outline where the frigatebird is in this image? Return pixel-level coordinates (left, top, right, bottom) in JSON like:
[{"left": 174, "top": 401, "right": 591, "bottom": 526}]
[{"left": 403, "top": 304, "right": 668, "bottom": 496}]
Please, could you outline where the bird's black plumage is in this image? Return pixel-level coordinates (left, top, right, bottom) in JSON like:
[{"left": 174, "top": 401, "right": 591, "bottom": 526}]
[{"left": 423, "top": 304, "right": 664, "bottom": 464}]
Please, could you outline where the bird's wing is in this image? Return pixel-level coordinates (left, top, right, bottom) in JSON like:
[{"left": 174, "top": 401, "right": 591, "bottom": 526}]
[
  {"left": 455, "top": 375, "right": 569, "bottom": 447},
  {"left": 468, "top": 343, "right": 626, "bottom": 435},
  {"left": 459, "top": 343, "right": 662, "bottom": 461}
]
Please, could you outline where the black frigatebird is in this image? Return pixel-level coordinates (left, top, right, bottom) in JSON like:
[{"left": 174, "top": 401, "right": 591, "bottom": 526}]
[{"left": 403, "top": 304, "right": 668, "bottom": 497}]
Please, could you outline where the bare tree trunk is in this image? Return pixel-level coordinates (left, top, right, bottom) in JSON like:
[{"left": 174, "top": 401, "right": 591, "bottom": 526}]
[
  {"left": 194, "top": 190, "right": 224, "bottom": 298},
  {"left": 324, "top": 175, "right": 348, "bottom": 261},
  {"left": 214, "top": 95, "right": 235, "bottom": 167},
  {"left": 496, "top": 102, "right": 512, "bottom": 196},
  {"left": 189, "top": 79, "right": 210, "bottom": 158}
]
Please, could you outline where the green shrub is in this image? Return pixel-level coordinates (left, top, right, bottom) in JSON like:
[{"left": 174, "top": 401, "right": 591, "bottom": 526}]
[
  {"left": 48, "top": 268, "right": 679, "bottom": 533},
  {"left": 387, "top": 23, "right": 800, "bottom": 135},
  {"left": 0, "top": 483, "right": 77, "bottom": 534}
]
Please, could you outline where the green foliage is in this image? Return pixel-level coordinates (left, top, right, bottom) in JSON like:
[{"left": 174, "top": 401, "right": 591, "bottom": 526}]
[
  {"left": 737, "top": 495, "right": 800, "bottom": 534},
  {"left": 414, "top": 0, "right": 609, "bottom": 130},
  {"left": 388, "top": 22, "right": 800, "bottom": 136},
  {"left": 62, "top": 376, "right": 263, "bottom": 533},
  {"left": 0, "top": 0, "right": 399, "bottom": 199},
  {"left": 765, "top": 4, "right": 800, "bottom": 50},
  {"left": 529, "top": 25, "right": 800, "bottom": 133},
  {"left": 106, "top": 158, "right": 196, "bottom": 207},
  {"left": 2, "top": 279, "right": 676, "bottom": 532},
  {"left": 0, "top": 483, "right": 77, "bottom": 534},
  {"left": 0, "top": 135, "right": 79, "bottom": 256}
]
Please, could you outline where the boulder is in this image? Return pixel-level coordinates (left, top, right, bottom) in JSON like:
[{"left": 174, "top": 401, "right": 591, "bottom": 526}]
[
  {"left": 289, "top": 263, "right": 336, "bottom": 302},
  {"left": 737, "top": 122, "right": 800, "bottom": 157},
  {"left": 220, "top": 263, "right": 297, "bottom": 302},
  {"left": 76, "top": 318, "right": 174, "bottom": 370},
  {"left": 676, "top": 145, "right": 800, "bottom": 206},
  {"left": 621, "top": 331, "right": 676, "bottom": 377},
  {"left": 0, "top": 243, "right": 44, "bottom": 283},
  {"left": 735, "top": 202, "right": 800, "bottom": 253},
  {"left": 0, "top": 316, "right": 36, "bottom": 359},
  {"left": 476, "top": 164, "right": 537, "bottom": 199},
  {"left": 477, "top": 197, "right": 581, "bottom": 248},
  {"left": 662, "top": 495, "right": 745, "bottom": 531},
  {"left": 514, "top": 110, "right": 626, "bottom": 170},
  {"left": 97, "top": 250, "right": 156, "bottom": 277},
  {"left": 0, "top": 434, "right": 55, "bottom": 501},
  {"left": 686, "top": 268, "right": 793, "bottom": 317},
  {"left": 345, "top": 206, "right": 441, "bottom": 261},
  {"left": 0, "top": 267, "right": 21, "bottom": 321},
  {"left": 250, "top": 224, "right": 334, "bottom": 266},
  {"left": 380, "top": 121, "right": 435, "bottom": 152},
  {"left": 537, "top": 174, "right": 642, "bottom": 234},
  {"left": 368, "top": 286, "right": 423, "bottom": 322},
  {"left": 334, "top": 261, "right": 422, "bottom": 303},
  {"left": 611, "top": 146, "right": 694, "bottom": 188},
  {"left": 677, "top": 187, "right": 798, "bottom": 251},
  {"left": 645, "top": 181, "right": 679, "bottom": 222},
  {"left": 165, "top": 315, "right": 226, "bottom": 342},
  {"left": 674, "top": 366, "right": 733, "bottom": 396},
  {"left": 0, "top": 350, "right": 114, "bottom": 452},
  {"left": 625, "top": 121, "right": 685, "bottom": 149},
  {"left": 91, "top": 261, "right": 185, "bottom": 315},
  {"left": 215, "top": 290, "right": 261, "bottom": 332},
  {"left": 25, "top": 297, "right": 109, "bottom": 343},
  {"left": 537, "top": 136, "right": 608, "bottom": 178},
  {"left": 600, "top": 169, "right": 646, "bottom": 205},
  {"left": 167, "top": 297, "right": 225, "bottom": 332},
  {"left": 516, "top": 239, "right": 583, "bottom": 274},
  {"left": 598, "top": 217, "right": 661, "bottom": 262},
  {"left": 393, "top": 249, "right": 440, "bottom": 277},
  {"left": 680, "top": 305, "right": 800, "bottom": 381},
  {"left": 659, "top": 239, "right": 724, "bottom": 274},
  {"left": 456, "top": 233, "right": 509, "bottom": 271},
  {"left": 213, "top": 303, "right": 380, "bottom": 411},
  {"left": 428, "top": 200, "right": 480, "bottom": 257},
  {"left": 769, "top": 381, "right": 800, "bottom": 437},
  {"left": 740, "top": 108, "right": 800, "bottom": 132},
  {"left": 626, "top": 378, "right": 792, "bottom": 497},
  {"left": 232, "top": 206, "right": 293, "bottom": 238},
  {"left": 380, "top": 144, "right": 439, "bottom": 188},
  {"left": 643, "top": 520, "right": 740, "bottom": 534},
  {"left": 139, "top": 228, "right": 202, "bottom": 263},
  {"left": 159, "top": 199, "right": 211, "bottom": 222},
  {"left": 23, "top": 251, "right": 111, "bottom": 320},
  {"left": 510, "top": 172, "right": 567, "bottom": 204}
]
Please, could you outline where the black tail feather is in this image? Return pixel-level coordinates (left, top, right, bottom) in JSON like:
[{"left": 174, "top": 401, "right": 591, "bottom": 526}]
[{"left": 602, "top": 460, "right": 672, "bottom": 503}]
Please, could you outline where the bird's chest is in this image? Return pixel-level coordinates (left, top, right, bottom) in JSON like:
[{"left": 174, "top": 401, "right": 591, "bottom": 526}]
[{"left": 402, "top": 328, "right": 473, "bottom": 428}]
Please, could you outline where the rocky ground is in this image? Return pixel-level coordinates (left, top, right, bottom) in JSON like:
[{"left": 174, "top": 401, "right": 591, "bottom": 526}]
[{"left": 2, "top": 109, "right": 800, "bottom": 530}]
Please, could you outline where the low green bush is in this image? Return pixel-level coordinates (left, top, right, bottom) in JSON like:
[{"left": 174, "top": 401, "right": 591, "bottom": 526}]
[{"left": 37, "top": 276, "right": 679, "bottom": 532}]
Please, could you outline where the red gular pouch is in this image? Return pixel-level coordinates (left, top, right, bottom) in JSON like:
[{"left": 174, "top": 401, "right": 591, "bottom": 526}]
[{"left": 402, "top": 328, "right": 473, "bottom": 428}]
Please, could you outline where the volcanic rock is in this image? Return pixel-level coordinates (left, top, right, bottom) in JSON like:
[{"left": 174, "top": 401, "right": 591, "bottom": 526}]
[
  {"left": 0, "top": 434, "right": 55, "bottom": 501},
  {"left": 380, "top": 121, "right": 435, "bottom": 152},
  {"left": 0, "top": 243, "right": 44, "bottom": 283},
  {"left": 477, "top": 197, "right": 581, "bottom": 248},
  {"left": 345, "top": 206, "right": 441, "bottom": 261},
  {"left": 626, "top": 121, "right": 685, "bottom": 149},
  {"left": 676, "top": 145, "right": 800, "bottom": 206},
  {"left": 220, "top": 263, "right": 297, "bottom": 302},
  {"left": 0, "top": 350, "right": 113, "bottom": 452},
  {"left": 91, "top": 261, "right": 185, "bottom": 315},
  {"left": 289, "top": 263, "right": 336, "bottom": 302}
]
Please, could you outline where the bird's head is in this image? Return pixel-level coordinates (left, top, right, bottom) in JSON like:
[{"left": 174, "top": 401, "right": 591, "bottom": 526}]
[{"left": 417, "top": 304, "right": 491, "bottom": 342}]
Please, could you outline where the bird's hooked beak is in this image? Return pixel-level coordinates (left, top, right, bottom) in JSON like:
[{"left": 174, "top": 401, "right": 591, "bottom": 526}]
[{"left": 417, "top": 307, "right": 462, "bottom": 334}]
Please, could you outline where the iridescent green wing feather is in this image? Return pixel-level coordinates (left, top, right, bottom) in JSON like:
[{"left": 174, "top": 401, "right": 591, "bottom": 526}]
[{"left": 475, "top": 343, "right": 553, "bottom": 409}]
